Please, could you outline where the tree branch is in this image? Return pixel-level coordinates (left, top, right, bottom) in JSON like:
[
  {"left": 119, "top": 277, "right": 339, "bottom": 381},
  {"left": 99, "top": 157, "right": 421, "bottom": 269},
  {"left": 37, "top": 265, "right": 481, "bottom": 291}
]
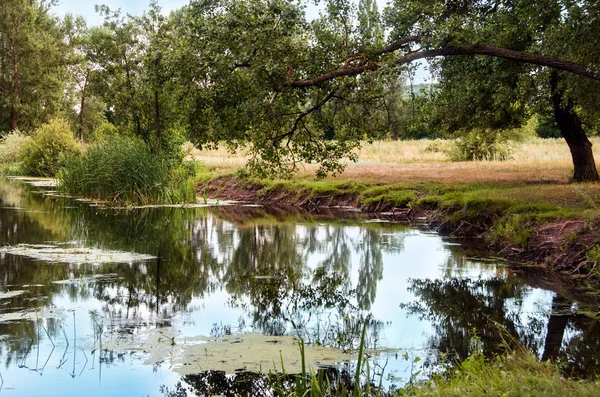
[
  {"left": 273, "top": 89, "right": 337, "bottom": 144},
  {"left": 290, "top": 39, "right": 600, "bottom": 88}
]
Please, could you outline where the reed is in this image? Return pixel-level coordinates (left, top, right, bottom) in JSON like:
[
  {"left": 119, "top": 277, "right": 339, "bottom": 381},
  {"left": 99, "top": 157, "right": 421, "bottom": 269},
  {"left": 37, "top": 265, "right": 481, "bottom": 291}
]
[{"left": 59, "top": 136, "right": 197, "bottom": 204}]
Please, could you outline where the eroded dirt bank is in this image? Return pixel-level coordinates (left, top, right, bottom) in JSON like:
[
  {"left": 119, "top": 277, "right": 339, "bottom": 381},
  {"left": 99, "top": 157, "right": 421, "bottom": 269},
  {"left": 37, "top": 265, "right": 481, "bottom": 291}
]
[{"left": 198, "top": 176, "right": 600, "bottom": 282}]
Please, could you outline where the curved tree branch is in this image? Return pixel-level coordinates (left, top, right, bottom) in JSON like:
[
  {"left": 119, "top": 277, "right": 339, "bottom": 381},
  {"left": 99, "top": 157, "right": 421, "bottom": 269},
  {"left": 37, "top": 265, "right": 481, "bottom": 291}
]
[{"left": 290, "top": 38, "right": 600, "bottom": 88}]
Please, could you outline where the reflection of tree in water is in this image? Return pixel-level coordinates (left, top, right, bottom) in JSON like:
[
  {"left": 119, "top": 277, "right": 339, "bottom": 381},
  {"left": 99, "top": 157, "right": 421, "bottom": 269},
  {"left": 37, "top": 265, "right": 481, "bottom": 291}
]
[
  {"left": 220, "top": 220, "right": 405, "bottom": 342},
  {"left": 403, "top": 277, "right": 532, "bottom": 362},
  {"left": 403, "top": 277, "right": 600, "bottom": 379}
]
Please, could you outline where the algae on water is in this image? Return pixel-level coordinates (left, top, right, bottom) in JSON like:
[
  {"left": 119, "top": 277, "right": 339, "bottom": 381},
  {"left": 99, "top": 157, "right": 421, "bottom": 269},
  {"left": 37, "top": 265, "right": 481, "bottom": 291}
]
[
  {"left": 0, "top": 244, "right": 155, "bottom": 264},
  {"left": 103, "top": 331, "right": 353, "bottom": 375}
]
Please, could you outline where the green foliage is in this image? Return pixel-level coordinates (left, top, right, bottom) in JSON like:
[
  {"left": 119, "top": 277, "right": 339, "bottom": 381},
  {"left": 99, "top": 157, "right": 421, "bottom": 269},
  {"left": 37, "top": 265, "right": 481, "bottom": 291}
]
[
  {"left": 403, "top": 349, "right": 600, "bottom": 397},
  {"left": 586, "top": 245, "right": 600, "bottom": 265},
  {"left": 0, "top": 0, "right": 71, "bottom": 131},
  {"left": 93, "top": 121, "right": 120, "bottom": 140},
  {"left": 59, "top": 136, "right": 196, "bottom": 204},
  {"left": 533, "top": 114, "right": 562, "bottom": 138},
  {"left": 20, "top": 118, "right": 80, "bottom": 177},
  {"left": 0, "top": 130, "right": 28, "bottom": 163},
  {"left": 360, "top": 189, "right": 417, "bottom": 209},
  {"left": 446, "top": 128, "right": 528, "bottom": 162},
  {"left": 488, "top": 214, "right": 533, "bottom": 247}
]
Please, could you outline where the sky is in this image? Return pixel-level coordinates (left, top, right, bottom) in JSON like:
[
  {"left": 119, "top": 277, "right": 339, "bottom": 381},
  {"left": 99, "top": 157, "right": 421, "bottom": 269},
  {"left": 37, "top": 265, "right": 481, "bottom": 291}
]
[
  {"left": 52, "top": 0, "right": 430, "bottom": 83},
  {"left": 52, "top": 0, "right": 319, "bottom": 25}
]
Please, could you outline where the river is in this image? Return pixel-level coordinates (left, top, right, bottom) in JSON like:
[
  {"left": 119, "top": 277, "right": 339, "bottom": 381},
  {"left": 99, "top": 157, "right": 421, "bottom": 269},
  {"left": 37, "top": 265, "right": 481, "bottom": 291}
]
[{"left": 0, "top": 177, "right": 598, "bottom": 396}]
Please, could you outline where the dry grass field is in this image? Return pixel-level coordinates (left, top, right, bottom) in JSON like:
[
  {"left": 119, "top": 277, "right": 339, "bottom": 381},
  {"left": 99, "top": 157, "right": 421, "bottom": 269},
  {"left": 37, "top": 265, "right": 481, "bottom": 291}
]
[{"left": 191, "top": 137, "right": 598, "bottom": 184}]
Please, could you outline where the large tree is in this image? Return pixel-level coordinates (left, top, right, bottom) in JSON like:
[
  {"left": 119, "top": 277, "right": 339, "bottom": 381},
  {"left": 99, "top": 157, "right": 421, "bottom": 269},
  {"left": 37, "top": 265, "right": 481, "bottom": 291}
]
[
  {"left": 0, "top": 0, "right": 71, "bottom": 132},
  {"left": 383, "top": 0, "right": 600, "bottom": 181},
  {"left": 177, "top": 0, "right": 600, "bottom": 180}
]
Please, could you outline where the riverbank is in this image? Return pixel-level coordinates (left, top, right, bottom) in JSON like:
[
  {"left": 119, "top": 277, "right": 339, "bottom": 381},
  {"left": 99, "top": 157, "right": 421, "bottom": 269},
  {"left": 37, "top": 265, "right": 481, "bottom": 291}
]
[{"left": 193, "top": 138, "right": 600, "bottom": 283}]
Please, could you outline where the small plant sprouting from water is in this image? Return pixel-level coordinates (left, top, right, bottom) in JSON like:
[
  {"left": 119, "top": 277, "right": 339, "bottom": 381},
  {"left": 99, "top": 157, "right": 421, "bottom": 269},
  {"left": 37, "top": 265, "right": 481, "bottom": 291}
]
[{"left": 270, "top": 320, "right": 384, "bottom": 397}]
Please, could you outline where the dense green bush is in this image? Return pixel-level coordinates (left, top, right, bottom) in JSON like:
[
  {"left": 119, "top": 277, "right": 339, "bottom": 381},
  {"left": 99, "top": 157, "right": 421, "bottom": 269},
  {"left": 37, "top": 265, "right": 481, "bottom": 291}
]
[
  {"left": 59, "top": 136, "right": 197, "bottom": 204},
  {"left": 20, "top": 118, "right": 80, "bottom": 176}
]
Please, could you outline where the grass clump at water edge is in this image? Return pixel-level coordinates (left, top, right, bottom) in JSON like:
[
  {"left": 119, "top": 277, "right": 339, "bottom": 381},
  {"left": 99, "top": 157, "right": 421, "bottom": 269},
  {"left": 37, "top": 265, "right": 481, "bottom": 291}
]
[
  {"left": 402, "top": 348, "right": 600, "bottom": 397},
  {"left": 270, "top": 324, "right": 600, "bottom": 397},
  {"left": 59, "top": 136, "right": 198, "bottom": 205}
]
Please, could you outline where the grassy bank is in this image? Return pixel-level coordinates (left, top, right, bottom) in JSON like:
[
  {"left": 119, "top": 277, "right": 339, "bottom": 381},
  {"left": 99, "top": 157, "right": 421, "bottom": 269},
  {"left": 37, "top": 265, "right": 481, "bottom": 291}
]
[
  {"left": 286, "top": 349, "right": 600, "bottom": 396},
  {"left": 195, "top": 138, "right": 600, "bottom": 280},
  {"left": 402, "top": 349, "right": 600, "bottom": 397}
]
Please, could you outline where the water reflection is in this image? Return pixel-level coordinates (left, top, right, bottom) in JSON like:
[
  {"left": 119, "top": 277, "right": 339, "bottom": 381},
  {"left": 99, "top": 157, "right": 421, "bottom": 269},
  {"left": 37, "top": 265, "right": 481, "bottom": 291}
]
[{"left": 0, "top": 178, "right": 599, "bottom": 396}]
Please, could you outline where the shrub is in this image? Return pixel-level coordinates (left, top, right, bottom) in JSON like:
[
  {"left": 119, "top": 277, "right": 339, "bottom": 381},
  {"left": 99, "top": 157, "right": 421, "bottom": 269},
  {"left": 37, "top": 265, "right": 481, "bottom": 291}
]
[
  {"left": 20, "top": 118, "right": 80, "bottom": 176},
  {"left": 0, "top": 130, "right": 28, "bottom": 163},
  {"left": 446, "top": 127, "right": 528, "bottom": 162},
  {"left": 488, "top": 214, "right": 533, "bottom": 247},
  {"left": 59, "top": 136, "right": 197, "bottom": 204}
]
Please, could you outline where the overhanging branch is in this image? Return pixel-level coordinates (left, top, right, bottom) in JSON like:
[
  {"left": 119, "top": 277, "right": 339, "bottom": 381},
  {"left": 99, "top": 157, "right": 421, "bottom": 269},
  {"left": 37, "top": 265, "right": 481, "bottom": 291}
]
[{"left": 290, "top": 38, "right": 600, "bottom": 88}]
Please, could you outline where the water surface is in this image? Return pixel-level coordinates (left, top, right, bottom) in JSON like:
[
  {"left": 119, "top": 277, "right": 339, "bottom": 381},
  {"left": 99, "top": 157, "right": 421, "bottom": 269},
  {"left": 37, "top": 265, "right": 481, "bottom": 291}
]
[{"left": 0, "top": 178, "right": 599, "bottom": 396}]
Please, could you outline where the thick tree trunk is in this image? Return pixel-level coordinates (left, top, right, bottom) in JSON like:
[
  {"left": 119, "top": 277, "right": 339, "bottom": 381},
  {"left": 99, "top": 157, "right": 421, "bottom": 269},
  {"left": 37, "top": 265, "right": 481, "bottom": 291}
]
[
  {"left": 541, "top": 297, "right": 569, "bottom": 362},
  {"left": 551, "top": 73, "right": 600, "bottom": 182}
]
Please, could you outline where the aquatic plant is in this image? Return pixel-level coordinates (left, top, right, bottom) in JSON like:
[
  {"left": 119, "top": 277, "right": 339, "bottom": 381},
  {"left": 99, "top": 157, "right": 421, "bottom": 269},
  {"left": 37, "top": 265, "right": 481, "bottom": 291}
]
[{"left": 59, "top": 136, "right": 197, "bottom": 204}]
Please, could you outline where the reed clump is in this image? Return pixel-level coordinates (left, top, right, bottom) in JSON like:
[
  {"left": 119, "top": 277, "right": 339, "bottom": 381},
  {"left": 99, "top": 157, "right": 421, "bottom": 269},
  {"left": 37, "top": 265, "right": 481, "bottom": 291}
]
[{"left": 59, "top": 136, "right": 197, "bottom": 205}]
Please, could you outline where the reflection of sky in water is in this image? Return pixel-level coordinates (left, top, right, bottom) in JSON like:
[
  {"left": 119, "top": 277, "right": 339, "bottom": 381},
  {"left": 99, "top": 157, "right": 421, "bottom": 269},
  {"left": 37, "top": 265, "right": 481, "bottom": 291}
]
[{"left": 0, "top": 178, "right": 599, "bottom": 395}]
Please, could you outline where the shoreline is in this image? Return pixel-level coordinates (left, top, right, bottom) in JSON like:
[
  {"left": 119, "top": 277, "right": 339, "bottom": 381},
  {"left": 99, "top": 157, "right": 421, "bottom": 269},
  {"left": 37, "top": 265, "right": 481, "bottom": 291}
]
[{"left": 199, "top": 175, "right": 600, "bottom": 285}]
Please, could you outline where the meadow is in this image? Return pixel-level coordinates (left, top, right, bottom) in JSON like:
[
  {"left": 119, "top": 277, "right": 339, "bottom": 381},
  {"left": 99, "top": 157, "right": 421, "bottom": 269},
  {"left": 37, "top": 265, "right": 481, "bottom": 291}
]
[{"left": 191, "top": 137, "right": 593, "bottom": 184}]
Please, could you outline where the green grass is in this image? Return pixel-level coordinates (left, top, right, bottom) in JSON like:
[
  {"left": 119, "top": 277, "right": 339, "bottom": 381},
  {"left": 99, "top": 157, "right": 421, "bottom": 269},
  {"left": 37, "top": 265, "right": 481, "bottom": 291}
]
[
  {"left": 218, "top": 175, "right": 597, "bottom": 247},
  {"left": 402, "top": 349, "right": 600, "bottom": 397},
  {"left": 59, "top": 136, "right": 198, "bottom": 205},
  {"left": 272, "top": 329, "right": 600, "bottom": 397}
]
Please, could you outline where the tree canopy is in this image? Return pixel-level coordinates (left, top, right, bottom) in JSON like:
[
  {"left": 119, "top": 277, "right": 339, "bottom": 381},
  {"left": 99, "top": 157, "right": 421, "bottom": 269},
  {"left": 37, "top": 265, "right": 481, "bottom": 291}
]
[{"left": 1, "top": 0, "right": 600, "bottom": 180}]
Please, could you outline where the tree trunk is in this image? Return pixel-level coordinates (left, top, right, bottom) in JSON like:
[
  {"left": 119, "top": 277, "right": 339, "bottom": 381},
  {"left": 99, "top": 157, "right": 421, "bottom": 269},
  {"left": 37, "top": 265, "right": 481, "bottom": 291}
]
[
  {"left": 154, "top": 89, "right": 161, "bottom": 152},
  {"left": 10, "top": 50, "right": 20, "bottom": 131},
  {"left": 77, "top": 70, "right": 90, "bottom": 142},
  {"left": 541, "top": 297, "right": 569, "bottom": 362},
  {"left": 551, "top": 73, "right": 600, "bottom": 182}
]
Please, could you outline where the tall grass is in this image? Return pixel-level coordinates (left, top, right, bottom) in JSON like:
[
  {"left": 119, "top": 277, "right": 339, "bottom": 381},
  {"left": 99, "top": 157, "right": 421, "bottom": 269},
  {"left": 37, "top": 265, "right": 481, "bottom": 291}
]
[
  {"left": 59, "top": 136, "right": 197, "bottom": 204},
  {"left": 272, "top": 324, "right": 600, "bottom": 397}
]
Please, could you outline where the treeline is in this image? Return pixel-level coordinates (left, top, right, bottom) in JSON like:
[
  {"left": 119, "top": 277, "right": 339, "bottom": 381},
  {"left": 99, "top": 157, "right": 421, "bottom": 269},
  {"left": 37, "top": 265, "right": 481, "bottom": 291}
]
[{"left": 1, "top": 0, "right": 599, "bottom": 180}]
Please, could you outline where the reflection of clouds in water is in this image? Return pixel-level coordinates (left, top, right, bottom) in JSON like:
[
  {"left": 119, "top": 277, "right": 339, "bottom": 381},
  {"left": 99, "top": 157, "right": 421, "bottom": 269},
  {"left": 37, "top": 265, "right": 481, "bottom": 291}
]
[{"left": 2, "top": 181, "right": 600, "bottom": 394}]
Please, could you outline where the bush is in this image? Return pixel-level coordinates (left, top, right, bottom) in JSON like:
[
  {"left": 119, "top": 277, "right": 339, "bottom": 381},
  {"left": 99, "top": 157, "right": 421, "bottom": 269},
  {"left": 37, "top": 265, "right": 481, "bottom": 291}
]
[
  {"left": 445, "top": 125, "right": 534, "bottom": 162},
  {"left": 59, "top": 136, "right": 197, "bottom": 204},
  {"left": 0, "top": 130, "right": 28, "bottom": 163},
  {"left": 446, "top": 129, "right": 512, "bottom": 161},
  {"left": 20, "top": 118, "right": 80, "bottom": 176}
]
